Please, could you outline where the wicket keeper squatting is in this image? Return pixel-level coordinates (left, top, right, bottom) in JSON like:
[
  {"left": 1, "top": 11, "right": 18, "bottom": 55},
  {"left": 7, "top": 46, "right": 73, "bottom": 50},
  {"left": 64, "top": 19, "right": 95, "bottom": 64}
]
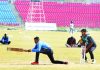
[{"left": 79, "top": 29, "right": 96, "bottom": 64}]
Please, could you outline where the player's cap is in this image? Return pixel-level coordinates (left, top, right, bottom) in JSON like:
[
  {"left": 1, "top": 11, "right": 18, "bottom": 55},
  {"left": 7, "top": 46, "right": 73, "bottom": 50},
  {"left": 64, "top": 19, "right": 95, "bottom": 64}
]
[{"left": 81, "top": 29, "right": 87, "bottom": 32}]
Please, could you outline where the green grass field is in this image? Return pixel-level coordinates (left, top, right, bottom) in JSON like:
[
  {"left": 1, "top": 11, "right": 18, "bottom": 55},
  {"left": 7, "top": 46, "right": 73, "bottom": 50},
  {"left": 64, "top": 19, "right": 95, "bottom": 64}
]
[{"left": 0, "top": 30, "right": 100, "bottom": 70}]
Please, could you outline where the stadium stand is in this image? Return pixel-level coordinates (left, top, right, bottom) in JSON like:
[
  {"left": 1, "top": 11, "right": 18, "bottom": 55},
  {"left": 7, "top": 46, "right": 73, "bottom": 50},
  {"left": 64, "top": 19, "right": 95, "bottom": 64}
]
[
  {"left": 14, "top": 1, "right": 29, "bottom": 22},
  {"left": 0, "top": 0, "right": 20, "bottom": 26},
  {"left": 45, "top": 2, "right": 100, "bottom": 28},
  {"left": 15, "top": 0, "right": 100, "bottom": 28},
  {"left": 0, "top": 0, "right": 100, "bottom": 28}
]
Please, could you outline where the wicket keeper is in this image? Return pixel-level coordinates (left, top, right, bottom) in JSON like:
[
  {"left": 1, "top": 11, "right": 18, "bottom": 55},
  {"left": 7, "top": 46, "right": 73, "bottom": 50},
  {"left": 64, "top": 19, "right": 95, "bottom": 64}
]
[{"left": 80, "top": 29, "right": 96, "bottom": 64}]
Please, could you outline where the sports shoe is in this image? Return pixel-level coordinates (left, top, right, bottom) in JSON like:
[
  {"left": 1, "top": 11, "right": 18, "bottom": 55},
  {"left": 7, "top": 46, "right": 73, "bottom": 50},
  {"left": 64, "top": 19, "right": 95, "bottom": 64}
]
[
  {"left": 63, "top": 62, "right": 68, "bottom": 64},
  {"left": 31, "top": 62, "right": 39, "bottom": 65},
  {"left": 91, "top": 59, "right": 96, "bottom": 64},
  {"left": 85, "top": 60, "right": 88, "bottom": 63}
]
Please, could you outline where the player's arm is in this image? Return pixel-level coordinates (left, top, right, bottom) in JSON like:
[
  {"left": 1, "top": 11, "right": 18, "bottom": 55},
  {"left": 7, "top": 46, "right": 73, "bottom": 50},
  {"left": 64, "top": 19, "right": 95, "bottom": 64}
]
[
  {"left": 1, "top": 37, "right": 4, "bottom": 42},
  {"left": 31, "top": 43, "right": 42, "bottom": 52},
  {"left": 77, "top": 39, "right": 83, "bottom": 47},
  {"left": 24, "top": 43, "right": 42, "bottom": 52}
]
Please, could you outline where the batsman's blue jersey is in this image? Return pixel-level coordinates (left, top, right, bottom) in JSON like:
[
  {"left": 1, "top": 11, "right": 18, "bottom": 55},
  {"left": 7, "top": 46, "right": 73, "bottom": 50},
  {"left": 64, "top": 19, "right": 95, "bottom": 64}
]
[{"left": 32, "top": 41, "right": 51, "bottom": 52}]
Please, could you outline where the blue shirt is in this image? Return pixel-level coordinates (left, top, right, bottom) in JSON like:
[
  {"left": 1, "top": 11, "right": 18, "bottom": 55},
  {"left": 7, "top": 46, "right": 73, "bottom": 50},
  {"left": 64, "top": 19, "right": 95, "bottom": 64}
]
[
  {"left": 1, "top": 36, "right": 9, "bottom": 43},
  {"left": 32, "top": 41, "right": 51, "bottom": 52}
]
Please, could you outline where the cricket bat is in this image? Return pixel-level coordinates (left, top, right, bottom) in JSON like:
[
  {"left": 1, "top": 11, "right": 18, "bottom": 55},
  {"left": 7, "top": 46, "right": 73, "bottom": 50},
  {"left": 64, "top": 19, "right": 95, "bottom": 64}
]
[{"left": 7, "top": 47, "right": 31, "bottom": 52}]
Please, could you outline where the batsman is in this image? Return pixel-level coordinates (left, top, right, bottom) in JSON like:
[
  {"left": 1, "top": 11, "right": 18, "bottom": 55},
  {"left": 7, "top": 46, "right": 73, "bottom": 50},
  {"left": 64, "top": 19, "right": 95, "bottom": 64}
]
[
  {"left": 79, "top": 29, "right": 96, "bottom": 64},
  {"left": 28, "top": 36, "right": 68, "bottom": 65},
  {"left": 7, "top": 36, "right": 68, "bottom": 65}
]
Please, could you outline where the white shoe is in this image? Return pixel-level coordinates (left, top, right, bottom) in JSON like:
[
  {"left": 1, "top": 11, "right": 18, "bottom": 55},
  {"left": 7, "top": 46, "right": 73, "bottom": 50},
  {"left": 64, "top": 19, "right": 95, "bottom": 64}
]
[{"left": 91, "top": 59, "right": 96, "bottom": 64}]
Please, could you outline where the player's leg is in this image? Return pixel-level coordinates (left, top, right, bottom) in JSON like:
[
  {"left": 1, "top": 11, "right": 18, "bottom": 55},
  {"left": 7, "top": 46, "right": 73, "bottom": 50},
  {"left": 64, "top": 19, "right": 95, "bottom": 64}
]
[
  {"left": 66, "top": 44, "right": 71, "bottom": 48},
  {"left": 89, "top": 47, "right": 96, "bottom": 64},
  {"left": 41, "top": 49, "right": 56, "bottom": 63},
  {"left": 70, "top": 28, "right": 72, "bottom": 34},
  {"left": 85, "top": 55, "right": 88, "bottom": 62},
  {"left": 88, "top": 50, "right": 95, "bottom": 63},
  {"left": 72, "top": 28, "right": 74, "bottom": 34},
  {"left": 0, "top": 40, "right": 1, "bottom": 43},
  {"left": 8, "top": 41, "right": 11, "bottom": 44},
  {"left": 89, "top": 50, "right": 94, "bottom": 59},
  {"left": 46, "top": 51, "right": 68, "bottom": 64},
  {"left": 35, "top": 52, "right": 40, "bottom": 62},
  {"left": 0, "top": 41, "right": 5, "bottom": 44},
  {"left": 85, "top": 48, "right": 89, "bottom": 63},
  {"left": 31, "top": 52, "right": 40, "bottom": 65}
]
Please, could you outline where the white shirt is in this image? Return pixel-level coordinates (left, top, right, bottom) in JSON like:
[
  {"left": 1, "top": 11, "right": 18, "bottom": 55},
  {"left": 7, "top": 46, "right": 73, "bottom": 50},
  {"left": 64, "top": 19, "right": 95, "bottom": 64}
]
[{"left": 70, "top": 23, "right": 74, "bottom": 28}]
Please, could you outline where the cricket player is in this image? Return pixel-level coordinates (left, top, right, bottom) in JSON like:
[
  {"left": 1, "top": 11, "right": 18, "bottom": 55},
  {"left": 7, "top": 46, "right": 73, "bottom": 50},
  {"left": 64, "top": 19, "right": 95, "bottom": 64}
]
[
  {"left": 0, "top": 33, "right": 11, "bottom": 45},
  {"left": 65, "top": 36, "right": 76, "bottom": 48},
  {"left": 70, "top": 21, "right": 74, "bottom": 35},
  {"left": 29, "top": 37, "right": 68, "bottom": 65},
  {"left": 80, "top": 29, "right": 96, "bottom": 64}
]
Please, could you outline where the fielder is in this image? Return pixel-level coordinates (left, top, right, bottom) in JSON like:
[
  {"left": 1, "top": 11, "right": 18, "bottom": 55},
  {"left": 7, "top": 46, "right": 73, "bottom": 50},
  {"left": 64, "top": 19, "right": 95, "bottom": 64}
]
[
  {"left": 0, "top": 33, "right": 11, "bottom": 45},
  {"left": 69, "top": 21, "right": 74, "bottom": 35},
  {"left": 28, "top": 36, "right": 68, "bottom": 65},
  {"left": 65, "top": 36, "right": 76, "bottom": 48},
  {"left": 79, "top": 29, "right": 96, "bottom": 64}
]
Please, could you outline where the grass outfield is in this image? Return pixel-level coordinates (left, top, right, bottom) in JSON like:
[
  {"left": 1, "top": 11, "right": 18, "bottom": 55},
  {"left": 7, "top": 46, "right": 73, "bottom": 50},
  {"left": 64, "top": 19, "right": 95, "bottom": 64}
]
[{"left": 0, "top": 30, "right": 100, "bottom": 70}]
